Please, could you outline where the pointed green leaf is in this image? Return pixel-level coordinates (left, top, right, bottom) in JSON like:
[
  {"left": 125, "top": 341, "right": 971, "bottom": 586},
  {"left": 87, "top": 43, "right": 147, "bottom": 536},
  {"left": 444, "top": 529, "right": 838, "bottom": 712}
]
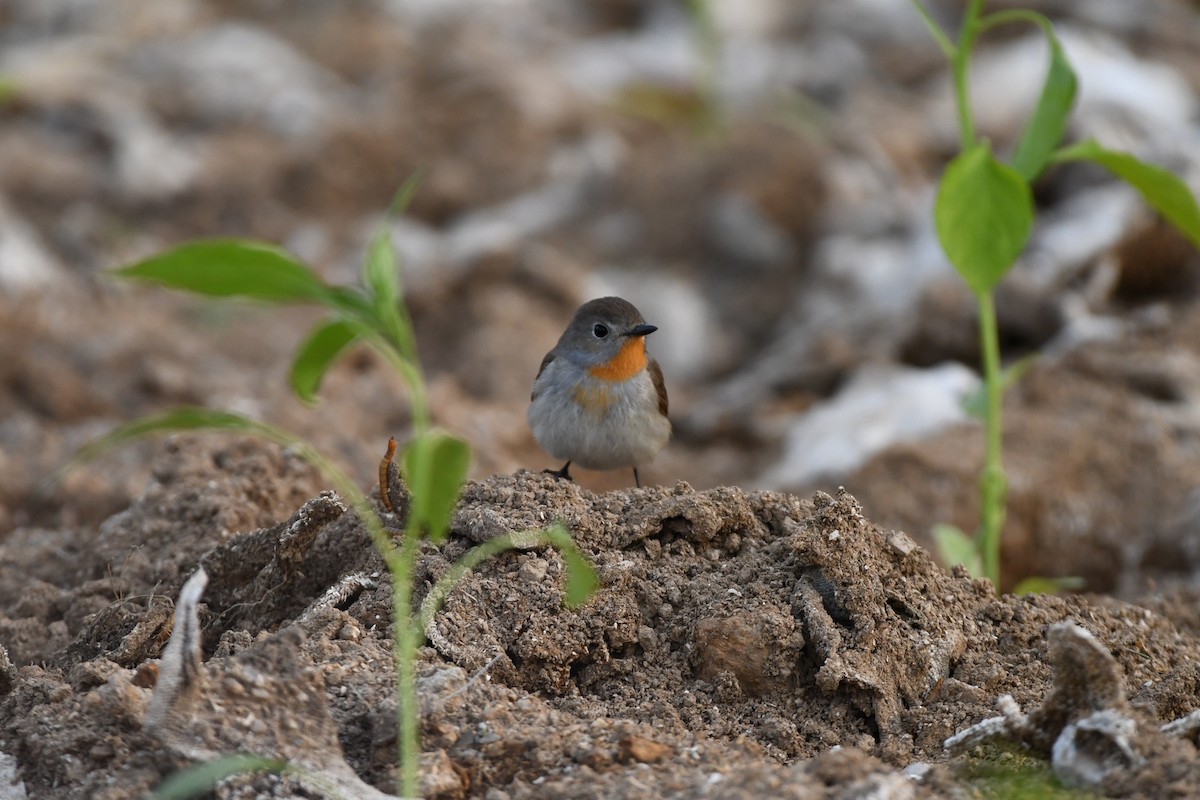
[
  {"left": 361, "top": 229, "right": 412, "bottom": 359},
  {"left": 1053, "top": 139, "right": 1200, "bottom": 249},
  {"left": 1013, "top": 575, "right": 1085, "bottom": 595},
  {"left": 62, "top": 409, "right": 300, "bottom": 478},
  {"left": 387, "top": 168, "right": 426, "bottom": 218},
  {"left": 54, "top": 408, "right": 384, "bottom": 565},
  {"left": 289, "top": 319, "right": 360, "bottom": 405},
  {"left": 363, "top": 228, "right": 399, "bottom": 316},
  {"left": 543, "top": 524, "right": 599, "bottom": 607},
  {"left": 932, "top": 523, "right": 982, "bottom": 577},
  {"left": 150, "top": 755, "right": 289, "bottom": 800},
  {"left": 114, "top": 239, "right": 331, "bottom": 303},
  {"left": 1010, "top": 31, "right": 1077, "bottom": 181},
  {"left": 361, "top": 227, "right": 415, "bottom": 359},
  {"left": 560, "top": 545, "right": 600, "bottom": 607},
  {"left": 363, "top": 170, "right": 423, "bottom": 334},
  {"left": 404, "top": 430, "right": 471, "bottom": 543},
  {"left": 936, "top": 144, "right": 1034, "bottom": 296}
]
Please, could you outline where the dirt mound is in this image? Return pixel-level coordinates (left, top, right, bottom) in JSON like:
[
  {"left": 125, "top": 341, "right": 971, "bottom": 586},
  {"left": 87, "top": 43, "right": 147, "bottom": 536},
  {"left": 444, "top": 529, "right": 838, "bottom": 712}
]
[{"left": 3, "top": 441, "right": 1199, "bottom": 797}]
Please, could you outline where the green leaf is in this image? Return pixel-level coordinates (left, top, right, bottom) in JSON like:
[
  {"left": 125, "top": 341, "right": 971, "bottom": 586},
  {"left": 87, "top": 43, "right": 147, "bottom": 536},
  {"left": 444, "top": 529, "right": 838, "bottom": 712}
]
[
  {"left": 364, "top": 170, "right": 424, "bottom": 323},
  {"left": 932, "top": 523, "right": 982, "bottom": 577},
  {"left": 361, "top": 172, "right": 426, "bottom": 358},
  {"left": 55, "top": 408, "right": 392, "bottom": 575},
  {"left": 114, "top": 239, "right": 331, "bottom": 303},
  {"left": 1010, "top": 31, "right": 1077, "bottom": 181},
  {"left": 561, "top": 546, "right": 599, "bottom": 607},
  {"left": 289, "top": 319, "right": 360, "bottom": 405},
  {"left": 936, "top": 143, "right": 1035, "bottom": 296},
  {"left": 149, "top": 754, "right": 288, "bottom": 800},
  {"left": 387, "top": 168, "right": 426, "bottom": 217},
  {"left": 48, "top": 410, "right": 305, "bottom": 498},
  {"left": 543, "top": 524, "right": 600, "bottom": 607},
  {"left": 361, "top": 227, "right": 415, "bottom": 360},
  {"left": 962, "top": 354, "right": 1038, "bottom": 419},
  {"left": 404, "top": 430, "right": 471, "bottom": 543},
  {"left": 1013, "top": 575, "right": 1085, "bottom": 595},
  {"left": 68, "top": 409, "right": 298, "bottom": 472},
  {"left": 1053, "top": 139, "right": 1200, "bottom": 250},
  {"left": 363, "top": 228, "right": 399, "bottom": 318}
]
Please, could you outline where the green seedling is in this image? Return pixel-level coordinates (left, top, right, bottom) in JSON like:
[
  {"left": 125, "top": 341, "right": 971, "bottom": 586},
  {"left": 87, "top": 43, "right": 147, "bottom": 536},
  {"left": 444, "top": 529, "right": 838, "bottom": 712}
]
[
  {"left": 144, "top": 748, "right": 375, "bottom": 799},
  {"left": 68, "top": 175, "right": 598, "bottom": 798},
  {"left": 913, "top": 0, "right": 1200, "bottom": 591},
  {"left": 147, "top": 754, "right": 289, "bottom": 800}
]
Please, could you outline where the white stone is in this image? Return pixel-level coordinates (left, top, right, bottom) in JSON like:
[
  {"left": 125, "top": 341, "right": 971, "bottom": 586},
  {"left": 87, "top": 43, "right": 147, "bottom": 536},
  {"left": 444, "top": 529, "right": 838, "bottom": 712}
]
[{"left": 759, "top": 363, "right": 979, "bottom": 488}]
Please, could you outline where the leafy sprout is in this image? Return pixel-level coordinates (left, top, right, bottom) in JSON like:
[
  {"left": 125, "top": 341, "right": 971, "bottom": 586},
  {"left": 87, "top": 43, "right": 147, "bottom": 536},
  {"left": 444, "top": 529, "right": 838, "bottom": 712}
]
[
  {"left": 72, "top": 175, "right": 598, "bottom": 798},
  {"left": 913, "top": 0, "right": 1200, "bottom": 591}
]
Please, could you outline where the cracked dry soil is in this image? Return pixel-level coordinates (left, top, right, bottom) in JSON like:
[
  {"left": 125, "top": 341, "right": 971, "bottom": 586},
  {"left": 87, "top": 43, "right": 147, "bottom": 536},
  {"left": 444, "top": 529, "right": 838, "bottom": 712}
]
[{"left": 3, "top": 440, "right": 1200, "bottom": 798}]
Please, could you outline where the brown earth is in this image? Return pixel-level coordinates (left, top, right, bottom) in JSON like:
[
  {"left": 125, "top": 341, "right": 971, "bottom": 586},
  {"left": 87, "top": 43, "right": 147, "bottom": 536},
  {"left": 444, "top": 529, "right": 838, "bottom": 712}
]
[
  {"left": 4, "top": 0, "right": 1200, "bottom": 797},
  {"left": 4, "top": 441, "right": 1200, "bottom": 798}
]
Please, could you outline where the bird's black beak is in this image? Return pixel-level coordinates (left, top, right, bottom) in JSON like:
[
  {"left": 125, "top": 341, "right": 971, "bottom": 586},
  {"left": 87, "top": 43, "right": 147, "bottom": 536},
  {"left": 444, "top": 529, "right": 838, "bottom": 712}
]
[{"left": 626, "top": 323, "right": 658, "bottom": 338}]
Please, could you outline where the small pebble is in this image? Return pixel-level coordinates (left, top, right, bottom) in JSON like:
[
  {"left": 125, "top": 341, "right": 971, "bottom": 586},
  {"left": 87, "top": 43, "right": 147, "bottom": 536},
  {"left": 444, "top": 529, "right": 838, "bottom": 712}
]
[
  {"left": 889, "top": 532, "right": 917, "bottom": 556},
  {"left": 519, "top": 558, "right": 549, "bottom": 583}
]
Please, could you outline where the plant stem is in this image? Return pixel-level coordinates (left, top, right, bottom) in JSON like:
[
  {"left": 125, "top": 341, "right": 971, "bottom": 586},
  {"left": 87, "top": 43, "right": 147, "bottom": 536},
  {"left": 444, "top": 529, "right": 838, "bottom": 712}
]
[
  {"left": 277, "top": 436, "right": 420, "bottom": 795},
  {"left": 951, "top": 0, "right": 1009, "bottom": 591},
  {"left": 206, "top": 426, "right": 424, "bottom": 795},
  {"left": 951, "top": 0, "right": 985, "bottom": 149},
  {"left": 288, "top": 440, "right": 422, "bottom": 795},
  {"left": 977, "top": 8, "right": 1055, "bottom": 38},
  {"left": 376, "top": 341, "right": 430, "bottom": 435},
  {"left": 976, "top": 293, "right": 1007, "bottom": 587},
  {"left": 909, "top": 0, "right": 957, "bottom": 59},
  {"left": 392, "top": 534, "right": 420, "bottom": 799},
  {"left": 366, "top": 276, "right": 429, "bottom": 796},
  {"left": 418, "top": 528, "right": 559, "bottom": 632}
]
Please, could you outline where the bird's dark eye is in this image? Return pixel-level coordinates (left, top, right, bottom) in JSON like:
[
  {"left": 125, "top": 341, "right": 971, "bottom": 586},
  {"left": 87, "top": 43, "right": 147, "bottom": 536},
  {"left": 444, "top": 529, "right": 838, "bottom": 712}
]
[{"left": 592, "top": 323, "right": 609, "bottom": 338}]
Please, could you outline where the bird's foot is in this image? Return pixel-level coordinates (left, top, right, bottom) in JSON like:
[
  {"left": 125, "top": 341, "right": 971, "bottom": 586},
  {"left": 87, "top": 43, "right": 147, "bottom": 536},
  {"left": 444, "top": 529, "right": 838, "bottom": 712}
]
[{"left": 543, "top": 461, "right": 573, "bottom": 482}]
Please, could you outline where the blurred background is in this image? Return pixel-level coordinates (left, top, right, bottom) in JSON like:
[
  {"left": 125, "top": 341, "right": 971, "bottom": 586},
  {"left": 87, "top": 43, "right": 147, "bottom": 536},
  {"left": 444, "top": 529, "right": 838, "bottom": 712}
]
[{"left": 2, "top": 0, "right": 1200, "bottom": 594}]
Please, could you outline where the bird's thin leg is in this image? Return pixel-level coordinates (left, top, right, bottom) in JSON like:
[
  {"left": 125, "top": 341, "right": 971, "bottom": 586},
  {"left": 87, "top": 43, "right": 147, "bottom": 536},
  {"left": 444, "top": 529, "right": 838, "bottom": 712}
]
[
  {"left": 633, "top": 467, "right": 641, "bottom": 488},
  {"left": 544, "top": 461, "right": 573, "bottom": 481}
]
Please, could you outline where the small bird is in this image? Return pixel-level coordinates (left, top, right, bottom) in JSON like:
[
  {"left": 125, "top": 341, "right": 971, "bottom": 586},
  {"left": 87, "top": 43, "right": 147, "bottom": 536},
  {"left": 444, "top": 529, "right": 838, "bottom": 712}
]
[{"left": 528, "top": 296, "right": 671, "bottom": 488}]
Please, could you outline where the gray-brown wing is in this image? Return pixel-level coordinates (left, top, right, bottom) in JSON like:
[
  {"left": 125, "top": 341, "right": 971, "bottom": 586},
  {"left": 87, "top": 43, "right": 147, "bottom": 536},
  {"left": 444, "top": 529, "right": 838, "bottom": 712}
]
[
  {"left": 647, "top": 358, "right": 668, "bottom": 417},
  {"left": 531, "top": 351, "right": 555, "bottom": 402}
]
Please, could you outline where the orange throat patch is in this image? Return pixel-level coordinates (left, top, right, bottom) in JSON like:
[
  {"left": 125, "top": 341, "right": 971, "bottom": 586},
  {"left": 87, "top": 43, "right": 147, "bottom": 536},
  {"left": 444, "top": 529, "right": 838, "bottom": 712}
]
[{"left": 588, "top": 337, "right": 647, "bottom": 382}]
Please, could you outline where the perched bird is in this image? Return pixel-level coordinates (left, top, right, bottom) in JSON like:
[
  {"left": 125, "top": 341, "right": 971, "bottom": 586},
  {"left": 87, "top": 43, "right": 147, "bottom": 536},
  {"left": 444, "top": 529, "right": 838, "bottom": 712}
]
[{"left": 528, "top": 296, "right": 670, "bottom": 488}]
